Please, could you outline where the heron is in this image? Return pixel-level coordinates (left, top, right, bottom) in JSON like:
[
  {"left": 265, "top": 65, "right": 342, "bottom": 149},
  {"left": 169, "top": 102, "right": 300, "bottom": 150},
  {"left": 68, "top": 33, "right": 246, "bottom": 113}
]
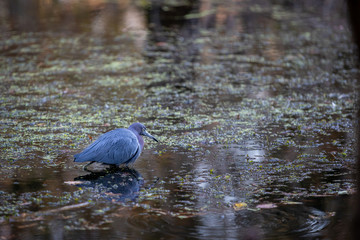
[{"left": 74, "top": 122, "right": 158, "bottom": 170}]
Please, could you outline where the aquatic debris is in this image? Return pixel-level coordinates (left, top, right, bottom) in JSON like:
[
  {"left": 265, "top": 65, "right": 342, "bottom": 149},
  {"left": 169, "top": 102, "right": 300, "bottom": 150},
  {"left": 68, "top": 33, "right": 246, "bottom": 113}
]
[
  {"left": 233, "top": 202, "right": 248, "bottom": 211},
  {"left": 3, "top": 202, "right": 91, "bottom": 224},
  {"left": 184, "top": 9, "right": 216, "bottom": 19},
  {"left": 38, "top": 202, "right": 90, "bottom": 214},
  {"left": 256, "top": 203, "right": 277, "bottom": 209}
]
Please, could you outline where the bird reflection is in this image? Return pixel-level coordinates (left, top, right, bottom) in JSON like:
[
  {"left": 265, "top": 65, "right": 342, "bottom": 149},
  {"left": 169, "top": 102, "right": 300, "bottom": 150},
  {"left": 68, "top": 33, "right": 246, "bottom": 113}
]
[{"left": 74, "top": 167, "right": 143, "bottom": 202}]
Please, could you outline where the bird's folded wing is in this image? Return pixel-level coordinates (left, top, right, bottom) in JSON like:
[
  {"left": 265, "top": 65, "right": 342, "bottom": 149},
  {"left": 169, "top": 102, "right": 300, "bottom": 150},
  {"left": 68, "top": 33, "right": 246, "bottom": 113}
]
[{"left": 74, "top": 129, "right": 139, "bottom": 164}]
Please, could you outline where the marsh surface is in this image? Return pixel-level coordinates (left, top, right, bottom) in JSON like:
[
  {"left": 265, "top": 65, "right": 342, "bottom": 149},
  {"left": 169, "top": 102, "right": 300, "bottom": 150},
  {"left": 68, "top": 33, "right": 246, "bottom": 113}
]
[{"left": 0, "top": 0, "right": 358, "bottom": 239}]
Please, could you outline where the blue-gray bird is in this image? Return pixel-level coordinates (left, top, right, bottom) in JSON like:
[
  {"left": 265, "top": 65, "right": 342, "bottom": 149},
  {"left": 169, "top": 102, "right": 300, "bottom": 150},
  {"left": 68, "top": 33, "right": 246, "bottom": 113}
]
[{"left": 74, "top": 123, "right": 158, "bottom": 168}]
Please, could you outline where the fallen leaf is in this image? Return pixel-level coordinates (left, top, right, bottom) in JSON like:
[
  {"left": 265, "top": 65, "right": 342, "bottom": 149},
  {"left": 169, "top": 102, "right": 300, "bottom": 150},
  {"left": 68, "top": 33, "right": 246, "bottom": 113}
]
[{"left": 233, "top": 202, "right": 247, "bottom": 210}]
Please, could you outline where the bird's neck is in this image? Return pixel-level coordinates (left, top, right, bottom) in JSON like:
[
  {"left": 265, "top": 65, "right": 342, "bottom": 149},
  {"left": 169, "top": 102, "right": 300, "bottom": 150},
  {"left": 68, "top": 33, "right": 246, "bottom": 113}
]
[
  {"left": 137, "top": 135, "right": 144, "bottom": 149},
  {"left": 130, "top": 128, "right": 144, "bottom": 149}
]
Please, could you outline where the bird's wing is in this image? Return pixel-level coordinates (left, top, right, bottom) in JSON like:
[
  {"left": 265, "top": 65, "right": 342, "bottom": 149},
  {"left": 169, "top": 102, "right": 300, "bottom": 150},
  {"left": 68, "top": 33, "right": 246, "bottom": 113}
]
[{"left": 74, "top": 129, "right": 140, "bottom": 165}]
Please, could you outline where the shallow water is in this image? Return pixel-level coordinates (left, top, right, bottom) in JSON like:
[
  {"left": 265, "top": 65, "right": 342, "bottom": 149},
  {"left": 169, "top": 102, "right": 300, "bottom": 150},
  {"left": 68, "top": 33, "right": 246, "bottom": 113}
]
[{"left": 0, "top": 0, "right": 358, "bottom": 239}]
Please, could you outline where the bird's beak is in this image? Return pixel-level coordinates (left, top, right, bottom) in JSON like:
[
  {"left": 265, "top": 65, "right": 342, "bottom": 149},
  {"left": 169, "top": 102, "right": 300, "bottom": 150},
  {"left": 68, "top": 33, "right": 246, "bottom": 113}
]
[{"left": 142, "top": 130, "right": 158, "bottom": 142}]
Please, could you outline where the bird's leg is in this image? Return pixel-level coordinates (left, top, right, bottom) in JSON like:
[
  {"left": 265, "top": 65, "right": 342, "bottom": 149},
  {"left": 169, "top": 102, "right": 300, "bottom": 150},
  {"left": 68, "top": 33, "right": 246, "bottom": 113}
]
[
  {"left": 107, "top": 164, "right": 119, "bottom": 172},
  {"left": 83, "top": 161, "right": 95, "bottom": 172}
]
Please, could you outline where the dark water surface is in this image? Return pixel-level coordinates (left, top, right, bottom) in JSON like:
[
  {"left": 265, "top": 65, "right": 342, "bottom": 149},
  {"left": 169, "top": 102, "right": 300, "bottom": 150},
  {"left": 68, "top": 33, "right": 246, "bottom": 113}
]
[{"left": 0, "top": 0, "right": 358, "bottom": 239}]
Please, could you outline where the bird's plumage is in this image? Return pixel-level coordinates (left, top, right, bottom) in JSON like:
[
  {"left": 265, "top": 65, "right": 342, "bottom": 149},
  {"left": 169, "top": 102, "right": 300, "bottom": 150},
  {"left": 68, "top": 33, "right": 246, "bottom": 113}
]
[
  {"left": 74, "top": 123, "right": 157, "bottom": 167},
  {"left": 74, "top": 128, "right": 140, "bottom": 165}
]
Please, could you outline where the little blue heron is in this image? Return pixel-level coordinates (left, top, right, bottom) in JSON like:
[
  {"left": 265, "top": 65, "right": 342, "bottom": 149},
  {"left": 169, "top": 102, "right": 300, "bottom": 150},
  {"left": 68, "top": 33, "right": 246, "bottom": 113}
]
[{"left": 74, "top": 123, "right": 158, "bottom": 169}]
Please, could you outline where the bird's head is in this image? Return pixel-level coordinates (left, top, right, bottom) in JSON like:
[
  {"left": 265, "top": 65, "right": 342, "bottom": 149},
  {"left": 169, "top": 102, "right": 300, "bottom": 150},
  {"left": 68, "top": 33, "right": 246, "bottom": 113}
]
[{"left": 129, "top": 122, "right": 158, "bottom": 142}]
